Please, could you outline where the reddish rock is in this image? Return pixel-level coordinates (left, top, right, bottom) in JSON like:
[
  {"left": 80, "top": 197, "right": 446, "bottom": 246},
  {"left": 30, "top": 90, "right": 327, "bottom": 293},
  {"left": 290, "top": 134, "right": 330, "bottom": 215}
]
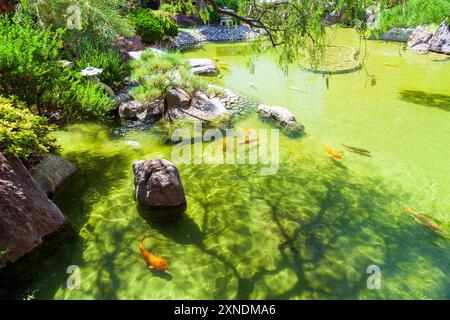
[
  {"left": 115, "top": 35, "right": 144, "bottom": 61},
  {"left": 0, "top": 153, "right": 68, "bottom": 268},
  {"left": 0, "top": 0, "right": 14, "bottom": 15}
]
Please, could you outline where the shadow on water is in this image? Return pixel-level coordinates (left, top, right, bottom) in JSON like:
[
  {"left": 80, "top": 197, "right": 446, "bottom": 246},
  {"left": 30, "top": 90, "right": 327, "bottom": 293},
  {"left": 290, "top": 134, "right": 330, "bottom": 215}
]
[
  {"left": 399, "top": 90, "right": 450, "bottom": 112},
  {"left": 172, "top": 158, "right": 450, "bottom": 299}
]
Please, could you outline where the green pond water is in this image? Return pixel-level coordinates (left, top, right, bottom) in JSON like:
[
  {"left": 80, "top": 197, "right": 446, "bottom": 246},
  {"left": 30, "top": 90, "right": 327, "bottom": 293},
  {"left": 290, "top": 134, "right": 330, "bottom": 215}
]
[{"left": 8, "top": 29, "right": 450, "bottom": 299}]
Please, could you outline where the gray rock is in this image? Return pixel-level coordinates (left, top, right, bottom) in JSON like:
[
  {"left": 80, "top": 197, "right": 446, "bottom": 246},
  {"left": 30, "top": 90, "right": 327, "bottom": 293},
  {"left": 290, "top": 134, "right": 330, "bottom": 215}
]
[
  {"left": 408, "top": 26, "right": 433, "bottom": 49},
  {"left": 442, "top": 43, "right": 450, "bottom": 55},
  {"left": 133, "top": 159, "right": 186, "bottom": 221},
  {"left": 113, "top": 93, "right": 132, "bottom": 106},
  {"left": 410, "top": 43, "right": 431, "bottom": 53},
  {"left": 430, "top": 21, "right": 450, "bottom": 53},
  {"left": 118, "top": 100, "right": 162, "bottom": 123},
  {"left": 168, "top": 91, "right": 229, "bottom": 122},
  {"left": 373, "top": 28, "right": 413, "bottom": 42},
  {"left": 166, "top": 88, "right": 190, "bottom": 109},
  {"left": 257, "top": 104, "right": 305, "bottom": 136},
  {"left": 29, "top": 154, "right": 76, "bottom": 197},
  {"left": 0, "top": 154, "right": 68, "bottom": 268},
  {"left": 185, "top": 58, "right": 218, "bottom": 75}
]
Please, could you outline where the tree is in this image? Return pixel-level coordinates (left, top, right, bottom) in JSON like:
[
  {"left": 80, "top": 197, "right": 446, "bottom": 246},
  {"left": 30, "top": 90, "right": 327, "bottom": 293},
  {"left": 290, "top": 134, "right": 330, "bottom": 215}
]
[{"left": 173, "top": 0, "right": 374, "bottom": 70}]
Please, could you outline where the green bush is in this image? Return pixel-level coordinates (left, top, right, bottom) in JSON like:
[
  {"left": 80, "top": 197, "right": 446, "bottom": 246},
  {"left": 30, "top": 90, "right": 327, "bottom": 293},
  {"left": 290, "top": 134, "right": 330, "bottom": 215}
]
[
  {"left": 75, "top": 47, "right": 130, "bottom": 89},
  {"left": 128, "top": 8, "right": 178, "bottom": 43},
  {"left": 0, "top": 16, "right": 113, "bottom": 123},
  {"left": 18, "top": 0, "right": 135, "bottom": 53},
  {"left": 377, "top": 0, "right": 450, "bottom": 31},
  {"left": 130, "top": 50, "right": 220, "bottom": 105},
  {"left": 0, "top": 96, "right": 56, "bottom": 159}
]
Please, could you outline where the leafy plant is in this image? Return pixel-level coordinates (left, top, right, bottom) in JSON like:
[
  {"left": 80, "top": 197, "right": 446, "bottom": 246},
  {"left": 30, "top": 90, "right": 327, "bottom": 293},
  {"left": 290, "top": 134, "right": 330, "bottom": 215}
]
[
  {"left": 0, "top": 96, "right": 56, "bottom": 159},
  {"left": 128, "top": 8, "right": 178, "bottom": 43},
  {"left": 18, "top": 0, "right": 135, "bottom": 52},
  {"left": 376, "top": 0, "right": 450, "bottom": 31},
  {"left": 75, "top": 46, "right": 130, "bottom": 89},
  {"left": 0, "top": 15, "right": 113, "bottom": 123},
  {"left": 130, "top": 50, "right": 221, "bottom": 120}
]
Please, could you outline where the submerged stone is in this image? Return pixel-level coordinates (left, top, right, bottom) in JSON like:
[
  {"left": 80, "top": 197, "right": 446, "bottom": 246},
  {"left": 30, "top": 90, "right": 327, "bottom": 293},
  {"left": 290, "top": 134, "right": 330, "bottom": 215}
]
[{"left": 257, "top": 104, "right": 305, "bottom": 137}]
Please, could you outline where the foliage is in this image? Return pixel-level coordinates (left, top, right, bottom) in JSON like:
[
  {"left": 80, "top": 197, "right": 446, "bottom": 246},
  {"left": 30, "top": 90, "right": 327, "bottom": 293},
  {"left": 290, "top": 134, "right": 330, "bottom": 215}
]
[
  {"left": 130, "top": 50, "right": 220, "bottom": 106},
  {"left": 75, "top": 46, "right": 130, "bottom": 89},
  {"left": 0, "top": 15, "right": 113, "bottom": 123},
  {"left": 128, "top": 8, "right": 178, "bottom": 43},
  {"left": 17, "top": 0, "right": 135, "bottom": 53},
  {"left": 0, "top": 96, "right": 56, "bottom": 159},
  {"left": 377, "top": 0, "right": 450, "bottom": 31}
]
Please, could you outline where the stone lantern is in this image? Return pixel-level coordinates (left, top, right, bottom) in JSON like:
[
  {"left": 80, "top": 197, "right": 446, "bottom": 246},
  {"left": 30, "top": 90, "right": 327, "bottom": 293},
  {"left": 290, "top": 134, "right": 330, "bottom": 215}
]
[{"left": 80, "top": 65, "right": 115, "bottom": 97}]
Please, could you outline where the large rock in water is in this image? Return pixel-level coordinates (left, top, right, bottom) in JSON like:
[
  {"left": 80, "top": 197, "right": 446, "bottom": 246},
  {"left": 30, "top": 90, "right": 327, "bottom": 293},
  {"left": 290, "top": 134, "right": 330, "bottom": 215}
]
[
  {"left": 429, "top": 21, "right": 450, "bottom": 54},
  {"left": 257, "top": 104, "right": 305, "bottom": 137},
  {"left": 166, "top": 89, "right": 229, "bottom": 123},
  {"left": 29, "top": 154, "right": 76, "bottom": 197},
  {"left": 118, "top": 100, "right": 163, "bottom": 123},
  {"left": 133, "top": 159, "right": 186, "bottom": 222},
  {"left": 185, "top": 58, "right": 218, "bottom": 75},
  {"left": 0, "top": 154, "right": 68, "bottom": 268},
  {"left": 408, "top": 26, "right": 434, "bottom": 52}
]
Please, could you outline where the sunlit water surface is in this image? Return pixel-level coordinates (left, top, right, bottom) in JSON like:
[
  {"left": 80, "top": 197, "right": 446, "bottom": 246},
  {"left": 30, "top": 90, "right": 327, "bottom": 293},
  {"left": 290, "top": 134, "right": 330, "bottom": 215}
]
[{"left": 9, "top": 29, "right": 450, "bottom": 299}]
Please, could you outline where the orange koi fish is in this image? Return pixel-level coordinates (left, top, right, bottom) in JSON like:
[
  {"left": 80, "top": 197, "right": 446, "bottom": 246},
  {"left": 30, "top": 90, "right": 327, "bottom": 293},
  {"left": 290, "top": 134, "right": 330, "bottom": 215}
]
[
  {"left": 139, "top": 236, "right": 169, "bottom": 271},
  {"left": 324, "top": 144, "right": 343, "bottom": 159},
  {"left": 239, "top": 138, "right": 258, "bottom": 145},
  {"left": 404, "top": 207, "right": 444, "bottom": 233},
  {"left": 222, "top": 139, "right": 229, "bottom": 152}
]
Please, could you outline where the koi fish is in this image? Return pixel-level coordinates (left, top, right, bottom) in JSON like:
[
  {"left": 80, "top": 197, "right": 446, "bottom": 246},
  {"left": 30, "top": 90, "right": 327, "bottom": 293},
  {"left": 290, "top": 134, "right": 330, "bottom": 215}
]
[
  {"left": 249, "top": 82, "right": 258, "bottom": 90},
  {"left": 342, "top": 144, "right": 371, "bottom": 154},
  {"left": 139, "top": 236, "right": 169, "bottom": 270},
  {"left": 384, "top": 63, "right": 397, "bottom": 68},
  {"left": 290, "top": 86, "right": 308, "bottom": 94},
  {"left": 324, "top": 144, "right": 343, "bottom": 159},
  {"left": 222, "top": 139, "right": 229, "bottom": 152},
  {"left": 239, "top": 138, "right": 258, "bottom": 145},
  {"left": 404, "top": 207, "right": 443, "bottom": 233}
]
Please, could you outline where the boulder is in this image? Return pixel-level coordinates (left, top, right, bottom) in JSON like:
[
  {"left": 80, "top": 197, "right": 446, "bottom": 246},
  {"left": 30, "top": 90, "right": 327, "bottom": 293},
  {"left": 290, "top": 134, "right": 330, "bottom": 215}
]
[
  {"left": 116, "top": 35, "right": 144, "bottom": 52},
  {"left": 29, "top": 154, "right": 76, "bottom": 197},
  {"left": 113, "top": 93, "right": 132, "bottom": 107},
  {"left": 429, "top": 21, "right": 450, "bottom": 53},
  {"left": 185, "top": 58, "right": 218, "bottom": 75},
  {"left": 118, "top": 100, "right": 163, "bottom": 123},
  {"left": 408, "top": 26, "right": 433, "bottom": 51},
  {"left": 324, "top": 4, "right": 346, "bottom": 26},
  {"left": 128, "top": 48, "right": 167, "bottom": 60},
  {"left": 133, "top": 159, "right": 186, "bottom": 221},
  {"left": 168, "top": 91, "right": 229, "bottom": 122},
  {"left": 0, "top": 154, "right": 68, "bottom": 268},
  {"left": 442, "top": 43, "right": 450, "bottom": 55},
  {"left": 257, "top": 104, "right": 305, "bottom": 136},
  {"left": 166, "top": 88, "right": 190, "bottom": 109},
  {"left": 373, "top": 28, "right": 413, "bottom": 42}
]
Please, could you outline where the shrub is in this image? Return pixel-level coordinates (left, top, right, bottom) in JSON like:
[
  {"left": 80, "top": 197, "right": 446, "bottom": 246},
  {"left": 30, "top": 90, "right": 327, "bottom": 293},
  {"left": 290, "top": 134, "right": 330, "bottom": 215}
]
[
  {"left": 128, "top": 8, "right": 178, "bottom": 43},
  {"left": 0, "top": 16, "right": 113, "bottom": 123},
  {"left": 130, "top": 50, "right": 220, "bottom": 105},
  {"left": 377, "top": 0, "right": 450, "bottom": 31},
  {"left": 18, "top": 0, "right": 135, "bottom": 53},
  {"left": 75, "top": 46, "right": 130, "bottom": 89},
  {"left": 0, "top": 96, "right": 56, "bottom": 159}
]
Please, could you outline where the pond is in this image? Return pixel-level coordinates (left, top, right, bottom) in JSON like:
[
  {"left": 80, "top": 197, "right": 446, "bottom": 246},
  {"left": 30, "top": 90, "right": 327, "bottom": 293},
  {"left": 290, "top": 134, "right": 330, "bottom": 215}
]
[{"left": 9, "top": 29, "right": 450, "bottom": 299}]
